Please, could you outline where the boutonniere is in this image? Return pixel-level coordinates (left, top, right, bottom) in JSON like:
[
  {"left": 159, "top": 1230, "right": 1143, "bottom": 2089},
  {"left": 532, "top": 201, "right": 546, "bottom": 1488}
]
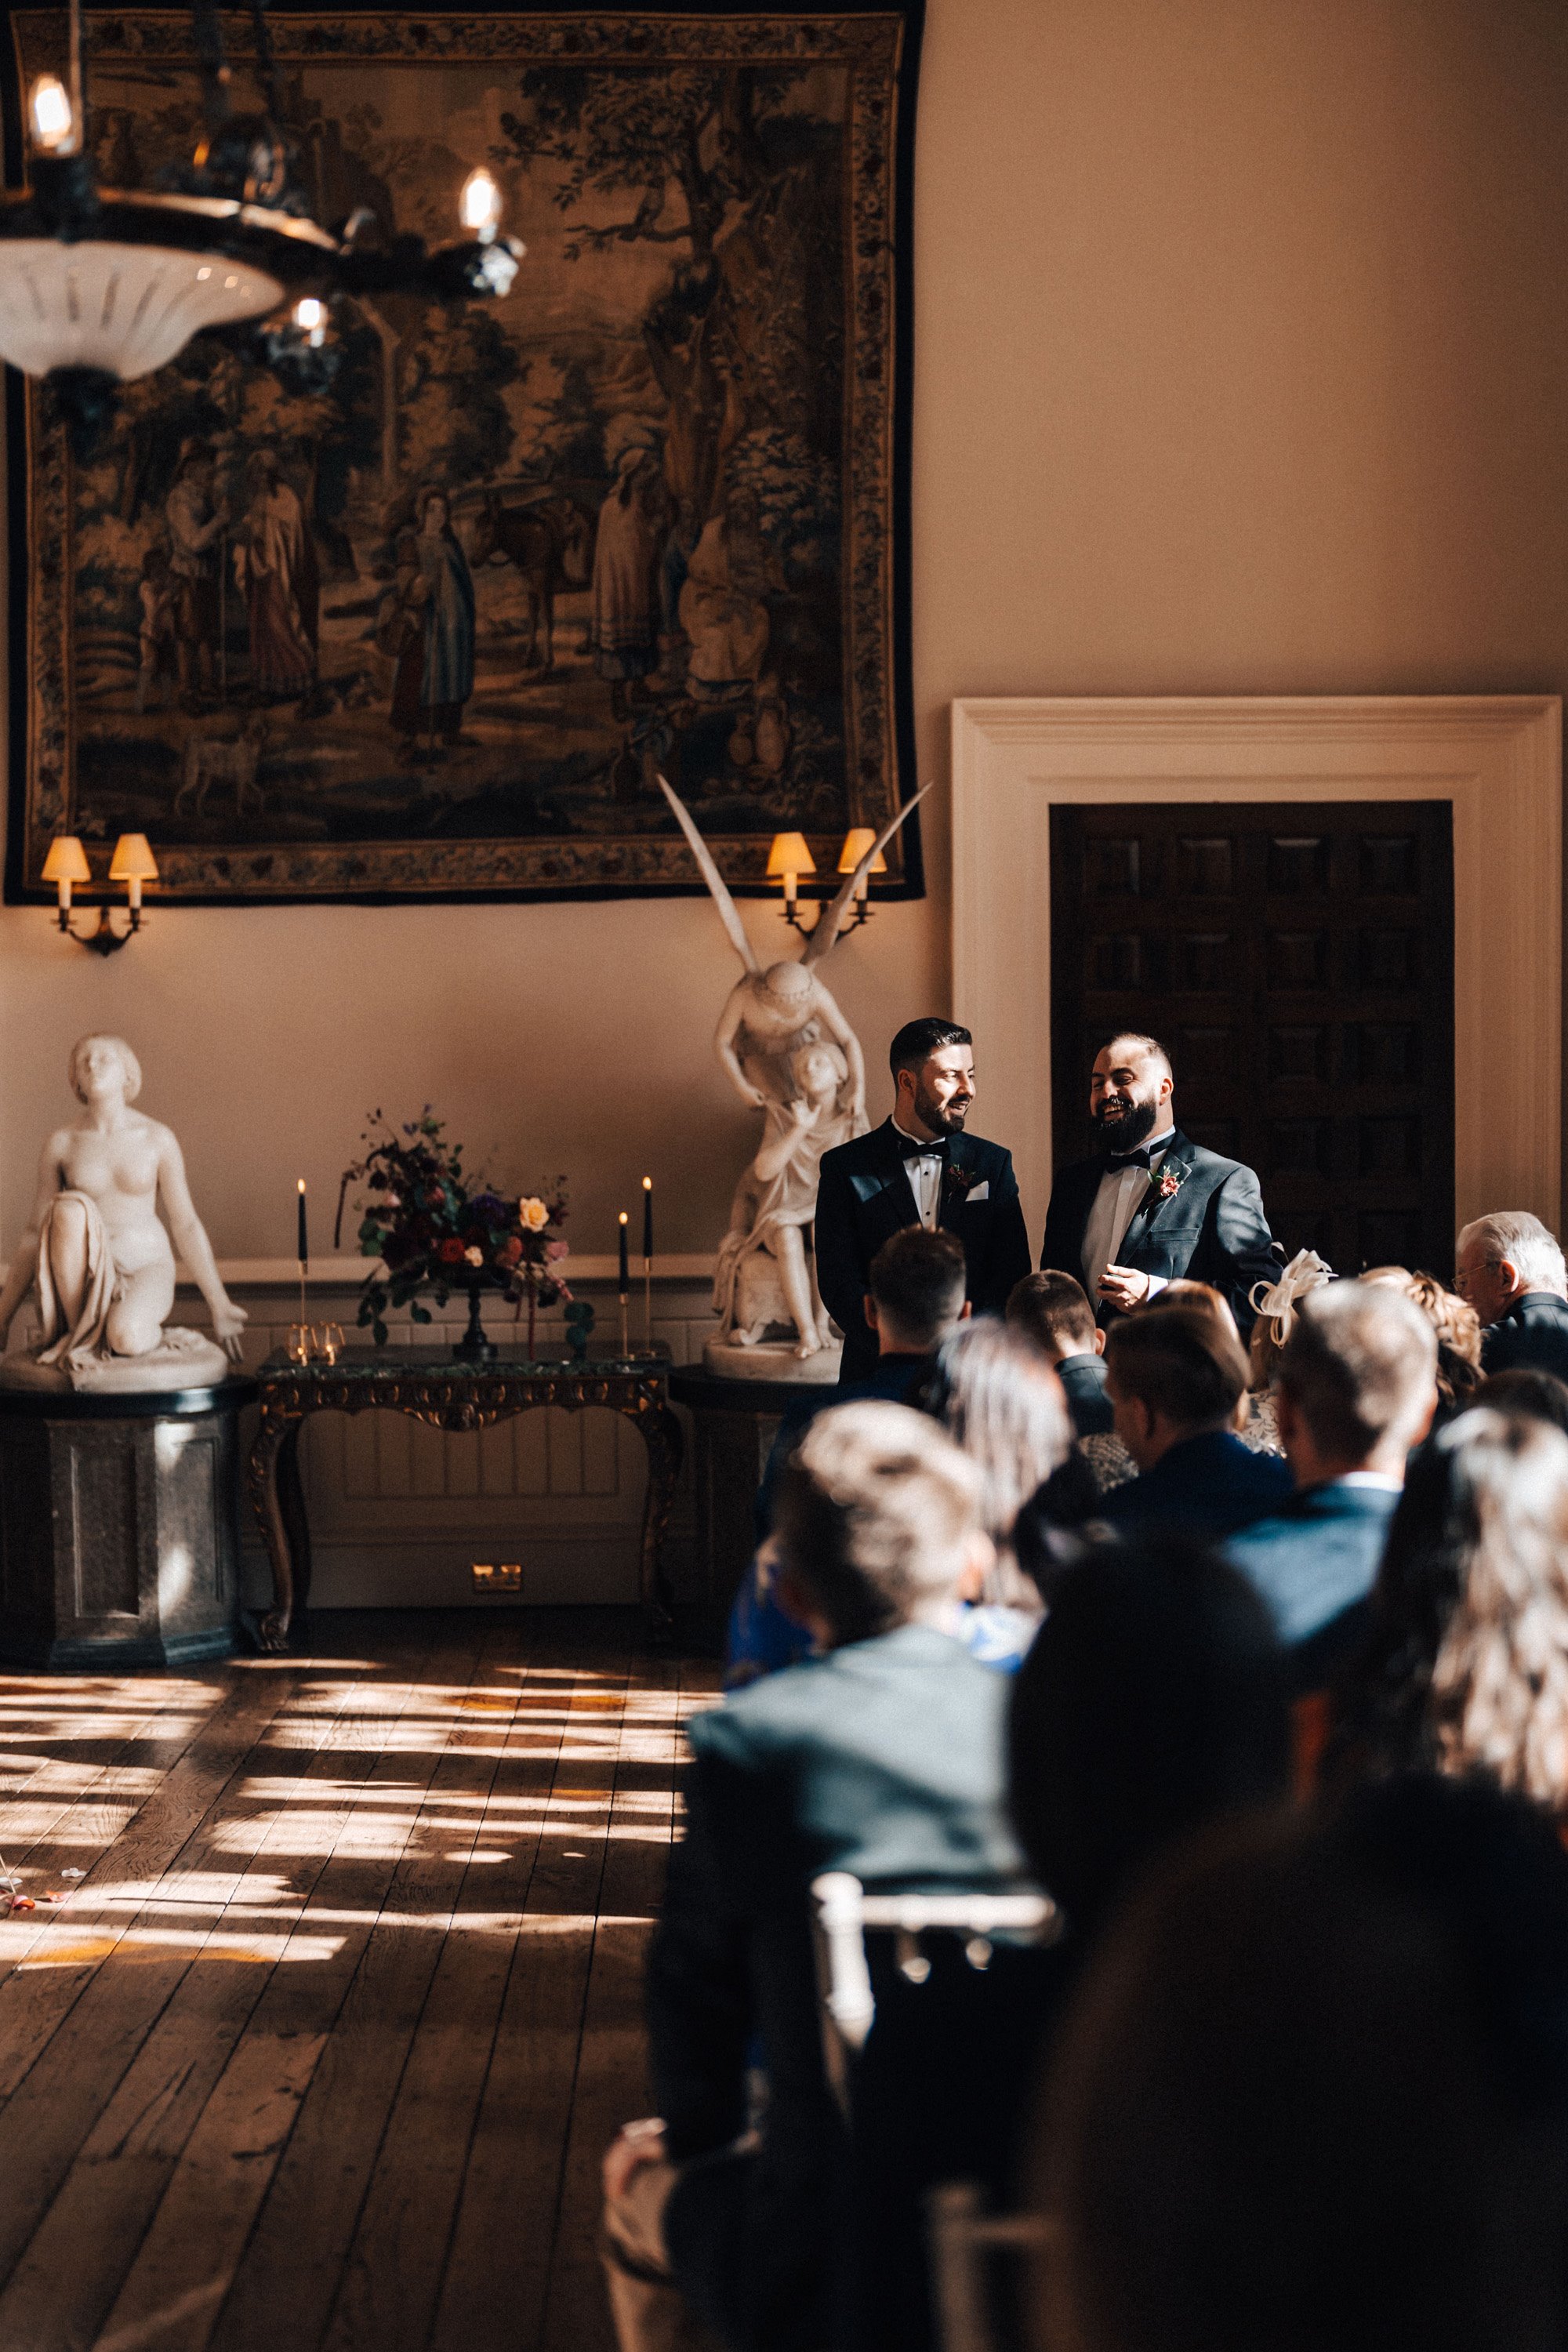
[
  {"left": 942, "top": 1162, "right": 980, "bottom": 1203},
  {"left": 1153, "top": 1162, "right": 1185, "bottom": 1203}
]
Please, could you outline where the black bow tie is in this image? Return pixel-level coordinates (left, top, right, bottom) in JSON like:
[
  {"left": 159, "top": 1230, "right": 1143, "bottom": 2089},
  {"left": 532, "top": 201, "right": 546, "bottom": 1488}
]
[
  {"left": 893, "top": 1128, "right": 946, "bottom": 1161},
  {"left": 1105, "top": 1144, "right": 1157, "bottom": 1172}
]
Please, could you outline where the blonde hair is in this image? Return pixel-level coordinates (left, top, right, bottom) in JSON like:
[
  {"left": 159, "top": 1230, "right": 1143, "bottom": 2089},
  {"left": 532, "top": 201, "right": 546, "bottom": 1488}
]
[
  {"left": 68, "top": 1034, "right": 141, "bottom": 1104},
  {"left": 1359, "top": 1409, "right": 1568, "bottom": 1806},
  {"left": 931, "top": 1319, "right": 1071, "bottom": 1585},
  {"left": 778, "top": 1401, "right": 981, "bottom": 1639}
]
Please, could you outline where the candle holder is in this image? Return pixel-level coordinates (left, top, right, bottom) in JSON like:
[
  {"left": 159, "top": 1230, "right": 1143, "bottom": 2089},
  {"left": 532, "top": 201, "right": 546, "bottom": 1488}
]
[{"left": 286, "top": 1322, "right": 347, "bottom": 1366}]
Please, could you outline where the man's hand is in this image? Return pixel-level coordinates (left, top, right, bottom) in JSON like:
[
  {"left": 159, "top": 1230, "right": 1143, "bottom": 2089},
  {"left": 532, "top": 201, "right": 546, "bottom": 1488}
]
[
  {"left": 603, "top": 2118, "right": 668, "bottom": 2203},
  {"left": 1098, "top": 1263, "right": 1151, "bottom": 1312}
]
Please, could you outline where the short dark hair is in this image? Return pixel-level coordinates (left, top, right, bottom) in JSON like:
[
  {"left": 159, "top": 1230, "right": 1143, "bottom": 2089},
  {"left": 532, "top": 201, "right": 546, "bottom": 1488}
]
[
  {"left": 1034, "top": 1777, "right": 1568, "bottom": 2352},
  {"left": 1475, "top": 1368, "right": 1568, "bottom": 1437},
  {"left": 1007, "top": 1537, "right": 1288, "bottom": 1924},
  {"left": 1104, "top": 1305, "right": 1247, "bottom": 1432},
  {"left": 868, "top": 1227, "right": 966, "bottom": 1343},
  {"left": 889, "top": 1018, "right": 971, "bottom": 1078},
  {"left": 1278, "top": 1285, "right": 1436, "bottom": 1460},
  {"left": 1009, "top": 1269, "right": 1098, "bottom": 1354},
  {"left": 1098, "top": 1030, "right": 1174, "bottom": 1080}
]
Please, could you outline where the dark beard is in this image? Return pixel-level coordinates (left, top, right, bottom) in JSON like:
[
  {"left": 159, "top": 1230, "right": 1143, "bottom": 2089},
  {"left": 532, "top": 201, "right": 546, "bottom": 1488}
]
[
  {"left": 913, "top": 1080, "right": 968, "bottom": 1136},
  {"left": 1091, "top": 1098, "right": 1158, "bottom": 1150}
]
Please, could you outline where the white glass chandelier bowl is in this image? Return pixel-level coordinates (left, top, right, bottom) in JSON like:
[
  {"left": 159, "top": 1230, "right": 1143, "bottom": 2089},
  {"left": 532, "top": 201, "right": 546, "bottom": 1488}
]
[{"left": 0, "top": 234, "right": 285, "bottom": 378}]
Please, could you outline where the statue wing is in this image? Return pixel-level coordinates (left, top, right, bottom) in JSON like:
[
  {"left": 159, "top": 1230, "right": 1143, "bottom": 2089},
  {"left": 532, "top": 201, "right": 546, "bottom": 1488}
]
[
  {"left": 801, "top": 781, "right": 936, "bottom": 968},
  {"left": 658, "top": 775, "right": 760, "bottom": 975}
]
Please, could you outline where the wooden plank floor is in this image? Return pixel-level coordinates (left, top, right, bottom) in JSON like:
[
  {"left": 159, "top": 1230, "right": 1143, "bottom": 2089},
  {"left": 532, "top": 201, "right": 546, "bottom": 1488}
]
[{"left": 0, "top": 1609, "right": 717, "bottom": 2352}]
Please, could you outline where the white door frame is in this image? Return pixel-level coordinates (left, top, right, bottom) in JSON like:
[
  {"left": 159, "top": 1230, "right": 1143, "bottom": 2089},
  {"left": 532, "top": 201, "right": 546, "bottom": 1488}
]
[{"left": 951, "top": 695, "right": 1562, "bottom": 1249}]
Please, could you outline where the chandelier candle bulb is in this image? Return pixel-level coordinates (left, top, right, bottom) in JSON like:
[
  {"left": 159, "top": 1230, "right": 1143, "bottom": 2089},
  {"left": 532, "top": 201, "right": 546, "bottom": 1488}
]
[
  {"left": 28, "top": 75, "right": 74, "bottom": 154},
  {"left": 459, "top": 168, "right": 503, "bottom": 242}
]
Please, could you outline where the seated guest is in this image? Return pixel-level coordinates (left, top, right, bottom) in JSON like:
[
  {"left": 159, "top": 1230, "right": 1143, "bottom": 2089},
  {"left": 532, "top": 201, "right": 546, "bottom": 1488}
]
[
  {"left": 1032, "top": 1775, "right": 1568, "bottom": 2352},
  {"left": 602, "top": 1403, "right": 1022, "bottom": 2352},
  {"left": 1333, "top": 1407, "right": 1568, "bottom": 1808},
  {"left": 850, "top": 1537, "right": 1289, "bottom": 2352},
  {"left": 1006, "top": 1269, "right": 1112, "bottom": 1434},
  {"left": 1362, "top": 1264, "right": 1483, "bottom": 1423},
  {"left": 923, "top": 1318, "right": 1073, "bottom": 1665},
  {"left": 1245, "top": 1247, "right": 1335, "bottom": 1456},
  {"left": 1475, "top": 1365, "right": 1568, "bottom": 1433},
  {"left": 1096, "top": 1305, "right": 1291, "bottom": 1541},
  {"left": 726, "top": 1227, "right": 970, "bottom": 1687},
  {"left": 1225, "top": 1285, "right": 1437, "bottom": 1693},
  {"left": 1008, "top": 1537, "right": 1290, "bottom": 1936},
  {"left": 1456, "top": 1209, "right": 1568, "bottom": 1379}
]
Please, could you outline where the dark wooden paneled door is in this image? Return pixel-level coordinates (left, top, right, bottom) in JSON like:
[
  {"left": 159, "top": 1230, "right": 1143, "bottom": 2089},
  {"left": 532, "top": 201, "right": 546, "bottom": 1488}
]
[{"left": 1050, "top": 802, "right": 1455, "bottom": 1275}]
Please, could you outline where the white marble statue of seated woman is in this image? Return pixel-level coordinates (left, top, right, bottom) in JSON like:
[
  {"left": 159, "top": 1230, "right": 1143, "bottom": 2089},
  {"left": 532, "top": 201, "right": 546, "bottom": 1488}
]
[{"left": 0, "top": 1034, "right": 246, "bottom": 1392}]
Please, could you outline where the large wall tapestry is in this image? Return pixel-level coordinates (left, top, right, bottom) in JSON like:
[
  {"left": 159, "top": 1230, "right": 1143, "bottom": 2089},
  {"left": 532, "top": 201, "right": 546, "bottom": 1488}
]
[{"left": 5, "top": 3, "right": 921, "bottom": 902}]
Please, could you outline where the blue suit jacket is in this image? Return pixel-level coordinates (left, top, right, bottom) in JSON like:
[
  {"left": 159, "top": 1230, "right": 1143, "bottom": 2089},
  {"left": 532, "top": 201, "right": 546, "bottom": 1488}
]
[
  {"left": 1225, "top": 1480, "right": 1401, "bottom": 1694},
  {"left": 1040, "top": 1128, "right": 1279, "bottom": 1333},
  {"left": 1480, "top": 1290, "right": 1568, "bottom": 1382},
  {"left": 1095, "top": 1428, "right": 1291, "bottom": 1544},
  {"left": 815, "top": 1120, "right": 1032, "bottom": 1381}
]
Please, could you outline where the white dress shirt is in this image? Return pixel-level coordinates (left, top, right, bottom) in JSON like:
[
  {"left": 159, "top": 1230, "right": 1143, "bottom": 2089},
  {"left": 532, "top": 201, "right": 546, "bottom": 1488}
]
[
  {"left": 891, "top": 1117, "right": 944, "bottom": 1231},
  {"left": 1081, "top": 1128, "right": 1176, "bottom": 1298}
]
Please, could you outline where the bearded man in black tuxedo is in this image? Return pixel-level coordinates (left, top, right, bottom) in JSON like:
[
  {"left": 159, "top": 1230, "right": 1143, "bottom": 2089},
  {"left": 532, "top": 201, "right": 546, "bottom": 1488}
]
[
  {"left": 1040, "top": 1033, "right": 1279, "bottom": 1332},
  {"left": 815, "top": 1018, "right": 1033, "bottom": 1383}
]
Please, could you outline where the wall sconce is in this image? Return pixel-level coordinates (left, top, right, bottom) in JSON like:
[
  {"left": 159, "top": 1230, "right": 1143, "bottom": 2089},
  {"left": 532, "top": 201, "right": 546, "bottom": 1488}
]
[
  {"left": 836, "top": 827, "right": 887, "bottom": 931},
  {"left": 767, "top": 830, "right": 817, "bottom": 931},
  {"left": 42, "top": 832, "right": 158, "bottom": 953},
  {"left": 767, "top": 828, "right": 891, "bottom": 933}
]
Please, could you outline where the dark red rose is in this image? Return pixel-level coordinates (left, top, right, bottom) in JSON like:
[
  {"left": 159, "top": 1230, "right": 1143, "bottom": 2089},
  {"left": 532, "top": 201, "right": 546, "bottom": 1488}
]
[
  {"left": 496, "top": 1236, "right": 523, "bottom": 1268},
  {"left": 437, "top": 1237, "right": 466, "bottom": 1265}
]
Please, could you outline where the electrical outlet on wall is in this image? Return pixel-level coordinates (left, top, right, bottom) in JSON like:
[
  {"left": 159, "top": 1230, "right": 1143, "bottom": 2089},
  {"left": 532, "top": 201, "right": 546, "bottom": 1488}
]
[{"left": 471, "top": 1563, "right": 522, "bottom": 1594}]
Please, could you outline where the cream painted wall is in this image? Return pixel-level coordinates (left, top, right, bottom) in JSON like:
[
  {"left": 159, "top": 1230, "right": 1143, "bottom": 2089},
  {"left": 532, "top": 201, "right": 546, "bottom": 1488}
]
[{"left": 2, "top": 0, "right": 1565, "bottom": 1261}]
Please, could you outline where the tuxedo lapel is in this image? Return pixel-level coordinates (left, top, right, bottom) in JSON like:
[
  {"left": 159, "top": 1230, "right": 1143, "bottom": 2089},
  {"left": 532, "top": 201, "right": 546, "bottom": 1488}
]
[
  {"left": 936, "top": 1133, "right": 972, "bottom": 1236},
  {"left": 1119, "top": 1132, "right": 1199, "bottom": 1259},
  {"left": 864, "top": 1120, "right": 918, "bottom": 1242}
]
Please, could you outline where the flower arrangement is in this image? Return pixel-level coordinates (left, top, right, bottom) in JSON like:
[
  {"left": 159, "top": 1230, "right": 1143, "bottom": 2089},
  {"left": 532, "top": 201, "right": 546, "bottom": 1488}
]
[{"left": 336, "top": 1109, "right": 569, "bottom": 1352}]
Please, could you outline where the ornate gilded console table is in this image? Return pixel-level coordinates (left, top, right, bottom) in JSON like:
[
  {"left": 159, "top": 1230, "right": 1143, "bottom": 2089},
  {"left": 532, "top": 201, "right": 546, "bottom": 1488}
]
[{"left": 247, "top": 1345, "right": 681, "bottom": 1652}]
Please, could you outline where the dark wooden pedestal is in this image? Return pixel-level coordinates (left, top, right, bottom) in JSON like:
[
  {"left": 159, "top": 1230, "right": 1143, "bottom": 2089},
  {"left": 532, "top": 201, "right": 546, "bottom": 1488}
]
[
  {"left": 0, "top": 1378, "right": 256, "bottom": 1668},
  {"left": 670, "top": 1367, "right": 827, "bottom": 1623}
]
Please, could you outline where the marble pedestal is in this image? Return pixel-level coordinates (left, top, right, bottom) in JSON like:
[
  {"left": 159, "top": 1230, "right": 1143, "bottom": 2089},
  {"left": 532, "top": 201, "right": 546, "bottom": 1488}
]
[{"left": 0, "top": 1377, "right": 256, "bottom": 1668}]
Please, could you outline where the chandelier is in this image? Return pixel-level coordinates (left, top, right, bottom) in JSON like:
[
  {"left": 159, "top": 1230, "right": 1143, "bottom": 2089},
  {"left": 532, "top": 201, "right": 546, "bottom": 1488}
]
[{"left": 0, "top": 0, "right": 524, "bottom": 448}]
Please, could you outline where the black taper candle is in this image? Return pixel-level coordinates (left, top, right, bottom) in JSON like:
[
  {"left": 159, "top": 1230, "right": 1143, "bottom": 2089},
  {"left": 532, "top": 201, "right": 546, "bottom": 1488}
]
[
  {"left": 618, "top": 1210, "right": 630, "bottom": 1294},
  {"left": 641, "top": 1176, "right": 653, "bottom": 1263},
  {"left": 296, "top": 1178, "right": 309, "bottom": 1272}
]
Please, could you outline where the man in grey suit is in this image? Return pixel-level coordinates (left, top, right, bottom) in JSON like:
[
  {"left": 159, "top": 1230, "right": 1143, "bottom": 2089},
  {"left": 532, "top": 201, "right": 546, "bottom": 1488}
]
[
  {"left": 1040, "top": 1033, "right": 1279, "bottom": 1332},
  {"left": 598, "top": 1402, "right": 1023, "bottom": 2352}
]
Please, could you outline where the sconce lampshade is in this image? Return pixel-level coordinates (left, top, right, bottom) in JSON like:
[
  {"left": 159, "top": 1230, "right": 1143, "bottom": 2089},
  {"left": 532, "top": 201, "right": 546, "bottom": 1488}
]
[
  {"left": 838, "top": 827, "right": 888, "bottom": 876},
  {"left": 108, "top": 833, "right": 159, "bottom": 882},
  {"left": 42, "top": 834, "right": 91, "bottom": 884},
  {"left": 766, "top": 831, "right": 815, "bottom": 879}
]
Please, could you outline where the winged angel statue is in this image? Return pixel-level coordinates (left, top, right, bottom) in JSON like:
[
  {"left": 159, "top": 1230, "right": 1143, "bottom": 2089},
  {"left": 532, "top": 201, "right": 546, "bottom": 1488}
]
[{"left": 659, "top": 777, "right": 932, "bottom": 1377}]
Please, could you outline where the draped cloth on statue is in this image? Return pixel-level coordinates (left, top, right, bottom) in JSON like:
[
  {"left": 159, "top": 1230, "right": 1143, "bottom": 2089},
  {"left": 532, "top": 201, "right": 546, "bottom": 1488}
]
[
  {"left": 18, "top": 1190, "right": 228, "bottom": 1392},
  {"left": 34, "top": 1191, "right": 118, "bottom": 1370}
]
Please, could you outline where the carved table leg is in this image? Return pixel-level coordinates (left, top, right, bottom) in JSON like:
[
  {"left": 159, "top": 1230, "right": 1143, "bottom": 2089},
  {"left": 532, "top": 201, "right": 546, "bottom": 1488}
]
[
  {"left": 247, "top": 1407, "right": 303, "bottom": 1652},
  {"left": 632, "top": 1399, "right": 684, "bottom": 1644}
]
